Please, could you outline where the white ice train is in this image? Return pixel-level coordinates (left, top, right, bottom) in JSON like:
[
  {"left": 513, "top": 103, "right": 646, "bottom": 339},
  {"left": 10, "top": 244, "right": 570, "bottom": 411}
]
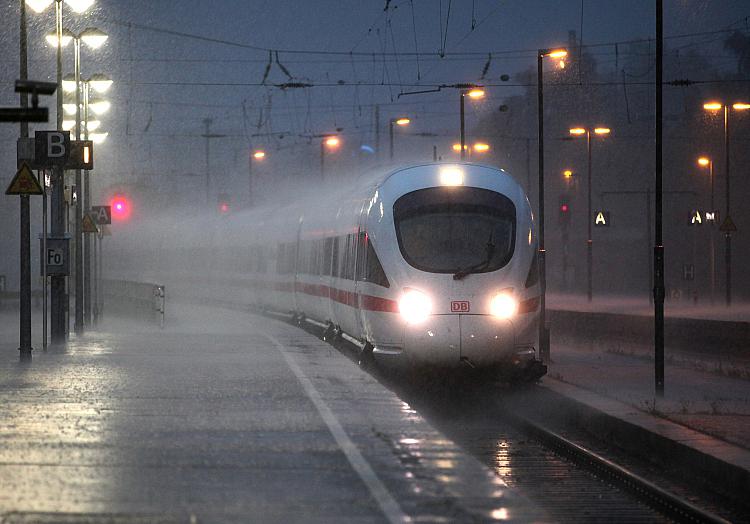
[{"left": 204, "top": 162, "right": 545, "bottom": 380}]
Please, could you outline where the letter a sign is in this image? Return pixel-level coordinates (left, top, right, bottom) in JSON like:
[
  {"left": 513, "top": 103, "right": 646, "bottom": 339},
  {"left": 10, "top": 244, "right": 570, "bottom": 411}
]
[
  {"left": 594, "top": 210, "right": 610, "bottom": 227},
  {"left": 91, "top": 205, "right": 111, "bottom": 224},
  {"left": 34, "top": 130, "right": 70, "bottom": 167}
]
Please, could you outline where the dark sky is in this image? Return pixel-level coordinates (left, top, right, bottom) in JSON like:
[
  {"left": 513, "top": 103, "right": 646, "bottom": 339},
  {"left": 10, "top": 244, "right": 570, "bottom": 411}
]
[{"left": 1, "top": 0, "right": 749, "bottom": 182}]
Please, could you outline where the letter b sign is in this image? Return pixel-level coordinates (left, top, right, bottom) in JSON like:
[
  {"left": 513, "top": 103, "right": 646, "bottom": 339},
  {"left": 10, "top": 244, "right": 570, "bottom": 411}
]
[{"left": 35, "top": 131, "right": 70, "bottom": 167}]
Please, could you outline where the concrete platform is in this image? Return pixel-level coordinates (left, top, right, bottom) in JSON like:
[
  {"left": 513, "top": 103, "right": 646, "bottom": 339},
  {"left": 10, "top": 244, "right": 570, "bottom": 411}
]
[{"left": 0, "top": 305, "right": 542, "bottom": 523}]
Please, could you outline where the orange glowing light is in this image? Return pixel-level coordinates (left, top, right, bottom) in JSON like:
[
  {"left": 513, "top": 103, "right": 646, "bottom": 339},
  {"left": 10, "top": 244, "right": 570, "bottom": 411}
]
[
  {"left": 569, "top": 128, "right": 586, "bottom": 135},
  {"left": 466, "top": 88, "right": 485, "bottom": 99},
  {"left": 697, "top": 157, "right": 710, "bottom": 167},
  {"left": 703, "top": 102, "right": 723, "bottom": 111},
  {"left": 324, "top": 137, "right": 340, "bottom": 147},
  {"left": 473, "top": 142, "right": 490, "bottom": 152}
]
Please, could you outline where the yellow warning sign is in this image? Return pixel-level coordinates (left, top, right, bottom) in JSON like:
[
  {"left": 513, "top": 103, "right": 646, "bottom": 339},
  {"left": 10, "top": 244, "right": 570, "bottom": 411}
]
[
  {"left": 82, "top": 213, "right": 99, "bottom": 234},
  {"left": 5, "top": 162, "right": 43, "bottom": 195}
]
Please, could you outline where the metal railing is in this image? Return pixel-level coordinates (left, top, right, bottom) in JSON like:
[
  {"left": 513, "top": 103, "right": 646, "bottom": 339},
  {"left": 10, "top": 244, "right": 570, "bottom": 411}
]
[{"left": 102, "top": 279, "right": 165, "bottom": 327}]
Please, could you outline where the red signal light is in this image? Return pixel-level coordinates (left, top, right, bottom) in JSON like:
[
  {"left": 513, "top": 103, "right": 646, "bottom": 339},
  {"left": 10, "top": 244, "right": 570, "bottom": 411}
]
[
  {"left": 110, "top": 195, "right": 131, "bottom": 221},
  {"left": 219, "top": 202, "right": 229, "bottom": 214},
  {"left": 560, "top": 204, "right": 569, "bottom": 212}
]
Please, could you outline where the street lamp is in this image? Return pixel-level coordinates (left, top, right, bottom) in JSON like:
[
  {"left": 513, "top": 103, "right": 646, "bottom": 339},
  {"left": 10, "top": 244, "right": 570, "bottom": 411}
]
[
  {"left": 321, "top": 136, "right": 340, "bottom": 178},
  {"left": 697, "top": 156, "right": 716, "bottom": 304},
  {"left": 536, "top": 47, "right": 567, "bottom": 362},
  {"left": 47, "top": 25, "right": 108, "bottom": 334},
  {"left": 702, "top": 100, "right": 749, "bottom": 306},
  {"left": 569, "top": 125, "right": 611, "bottom": 302},
  {"left": 389, "top": 117, "right": 410, "bottom": 160},
  {"left": 247, "top": 149, "right": 265, "bottom": 206},
  {"left": 459, "top": 88, "right": 484, "bottom": 161},
  {"left": 28, "top": 0, "right": 96, "bottom": 344}
]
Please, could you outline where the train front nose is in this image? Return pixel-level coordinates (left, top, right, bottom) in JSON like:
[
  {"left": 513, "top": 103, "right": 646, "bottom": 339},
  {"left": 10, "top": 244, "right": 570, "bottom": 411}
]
[{"left": 402, "top": 315, "right": 516, "bottom": 367}]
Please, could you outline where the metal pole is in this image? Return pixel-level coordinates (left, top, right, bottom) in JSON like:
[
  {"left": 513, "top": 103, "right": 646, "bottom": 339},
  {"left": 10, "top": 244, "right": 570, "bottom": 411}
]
[
  {"left": 92, "top": 231, "right": 98, "bottom": 325},
  {"left": 320, "top": 140, "right": 325, "bottom": 178},
  {"left": 460, "top": 92, "right": 466, "bottom": 161},
  {"left": 654, "top": 0, "right": 665, "bottom": 397},
  {"left": 83, "top": 83, "right": 91, "bottom": 326},
  {"left": 389, "top": 119, "right": 394, "bottom": 161},
  {"left": 723, "top": 106, "right": 731, "bottom": 307},
  {"left": 432, "top": 145, "right": 437, "bottom": 162},
  {"left": 709, "top": 160, "right": 715, "bottom": 304},
  {"left": 203, "top": 118, "right": 211, "bottom": 205},
  {"left": 647, "top": 187, "right": 653, "bottom": 304},
  {"left": 587, "top": 130, "right": 593, "bottom": 302},
  {"left": 74, "top": 37, "right": 83, "bottom": 335},
  {"left": 98, "top": 235, "right": 103, "bottom": 319},
  {"left": 537, "top": 52, "right": 549, "bottom": 363},
  {"left": 51, "top": 0, "right": 66, "bottom": 344},
  {"left": 248, "top": 148, "right": 253, "bottom": 207},
  {"left": 374, "top": 105, "right": 380, "bottom": 160},
  {"left": 43, "top": 173, "right": 48, "bottom": 348},
  {"left": 18, "top": 0, "right": 33, "bottom": 358}
]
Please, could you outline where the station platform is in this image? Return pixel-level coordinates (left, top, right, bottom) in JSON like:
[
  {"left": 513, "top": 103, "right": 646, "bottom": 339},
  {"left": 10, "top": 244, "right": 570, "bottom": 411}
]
[
  {"left": 0, "top": 305, "right": 542, "bottom": 523},
  {"left": 542, "top": 292, "right": 750, "bottom": 499}
]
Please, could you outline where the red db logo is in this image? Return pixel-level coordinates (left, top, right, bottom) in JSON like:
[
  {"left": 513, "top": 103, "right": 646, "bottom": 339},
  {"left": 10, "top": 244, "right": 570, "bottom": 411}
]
[{"left": 451, "top": 301, "right": 470, "bottom": 313}]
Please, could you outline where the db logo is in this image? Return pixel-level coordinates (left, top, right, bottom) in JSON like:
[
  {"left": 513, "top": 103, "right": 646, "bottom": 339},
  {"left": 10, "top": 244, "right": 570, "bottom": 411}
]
[{"left": 451, "top": 300, "right": 470, "bottom": 313}]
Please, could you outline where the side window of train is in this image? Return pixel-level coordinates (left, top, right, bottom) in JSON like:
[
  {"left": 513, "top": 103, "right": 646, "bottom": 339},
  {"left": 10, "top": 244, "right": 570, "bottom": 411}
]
[
  {"left": 341, "top": 234, "right": 354, "bottom": 280},
  {"left": 367, "top": 241, "right": 390, "bottom": 288},
  {"left": 331, "top": 236, "right": 340, "bottom": 278},
  {"left": 323, "top": 238, "right": 334, "bottom": 276},
  {"left": 355, "top": 231, "right": 367, "bottom": 281}
]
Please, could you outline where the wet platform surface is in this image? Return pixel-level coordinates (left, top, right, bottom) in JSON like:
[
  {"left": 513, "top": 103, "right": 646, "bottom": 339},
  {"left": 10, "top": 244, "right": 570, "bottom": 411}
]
[{"left": 0, "top": 305, "right": 540, "bottom": 523}]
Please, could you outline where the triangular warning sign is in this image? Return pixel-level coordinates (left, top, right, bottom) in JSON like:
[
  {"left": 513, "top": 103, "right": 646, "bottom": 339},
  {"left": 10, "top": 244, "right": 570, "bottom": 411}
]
[
  {"left": 719, "top": 216, "right": 737, "bottom": 233},
  {"left": 82, "top": 213, "right": 99, "bottom": 234},
  {"left": 6, "top": 162, "right": 43, "bottom": 195}
]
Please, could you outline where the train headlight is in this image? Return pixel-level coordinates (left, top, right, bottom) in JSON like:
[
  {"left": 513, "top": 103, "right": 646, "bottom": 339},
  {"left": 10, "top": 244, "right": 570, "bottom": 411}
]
[
  {"left": 490, "top": 293, "right": 517, "bottom": 319},
  {"left": 399, "top": 289, "right": 432, "bottom": 324}
]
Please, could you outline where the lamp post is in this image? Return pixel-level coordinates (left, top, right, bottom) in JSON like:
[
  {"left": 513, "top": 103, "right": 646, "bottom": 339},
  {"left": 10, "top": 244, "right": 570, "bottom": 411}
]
[
  {"left": 569, "top": 125, "right": 610, "bottom": 302},
  {"left": 702, "top": 101, "right": 749, "bottom": 306},
  {"left": 47, "top": 26, "right": 107, "bottom": 335},
  {"left": 536, "top": 47, "right": 567, "bottom": 363},
  {"left": 459, "top": 88, "right": 484, "bottom": 161},
  {"left": 320, "top": 136, "right": 339, "bottom": 178},
  {"left": 389, "top": 117, "right": 410, "bottom": 161},
  {"left": 249, "top": 149, "right": 265, "bottom": 205},
  {"left": 697, "top": 156, "right": 715, "bottom": 304}
]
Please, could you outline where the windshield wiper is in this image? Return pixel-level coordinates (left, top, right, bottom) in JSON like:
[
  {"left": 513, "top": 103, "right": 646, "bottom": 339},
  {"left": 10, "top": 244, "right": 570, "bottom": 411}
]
[{"left": 453, "top": 233, "right": 495, "bottom": 280}]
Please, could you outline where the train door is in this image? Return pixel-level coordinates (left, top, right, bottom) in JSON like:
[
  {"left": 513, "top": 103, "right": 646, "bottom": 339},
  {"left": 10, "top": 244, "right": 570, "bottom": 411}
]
[{"left": 330, "top": 233, "right": 355, "bottom": 334}]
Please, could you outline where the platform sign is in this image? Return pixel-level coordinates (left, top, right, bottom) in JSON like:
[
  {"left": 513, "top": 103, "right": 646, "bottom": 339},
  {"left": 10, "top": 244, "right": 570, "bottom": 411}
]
[
  {"left": 91, "top": 205, "right": 111, "bottom": 224},
  {"left": 39, "top": 237, "right": 70, "bottom": 276},
  {"left": 594, "top": 210, "right": 610, "bottom": 227},
  {"left": 689, "top": 210, "right": 703, "bottom": 225},
  {"left": 704, "top": 211, "right": 719, "bottom": 224},
  {"left": 5, "top": 162, "right": 43, "bottom": 195},
  {"left": 682, "top": 263, "right": 695, "bottom": 281},
  {"left": 34, "top": 131, "right": 70, "bottom": 167},
  {"left": 82, "top": 213, "right": 99, "bottom": 234}
]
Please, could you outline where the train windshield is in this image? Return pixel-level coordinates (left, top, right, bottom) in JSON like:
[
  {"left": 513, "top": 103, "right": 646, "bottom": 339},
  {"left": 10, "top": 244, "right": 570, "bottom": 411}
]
[{"left": 393, "top": 187, "right": 516, "bottom": 274}]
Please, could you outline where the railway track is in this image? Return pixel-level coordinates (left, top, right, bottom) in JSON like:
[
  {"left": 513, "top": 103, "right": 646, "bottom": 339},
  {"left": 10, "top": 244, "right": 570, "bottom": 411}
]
[{"left": 201, "top": 303, "right": 746, "bottom": 522}]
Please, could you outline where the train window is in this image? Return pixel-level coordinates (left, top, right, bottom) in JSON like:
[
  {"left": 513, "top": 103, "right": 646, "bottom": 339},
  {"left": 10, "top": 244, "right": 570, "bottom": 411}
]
[
  {"left": 323, "top": 238, "right": 333, "bottom": 276},
  {"left": 366, "top": 241, "right": 390, "bottom": 288},
  {"left": 331, "top": 237, "right": 340, "bottom": 277},
  {"left": 355, "top": 232, "right": 367, "bottom": 281},
  {"left": 393, "top": 187, "right": 516, "bottom": 274},
  {"left": 341, "top": 234, "right": 355, "bottom": 280}
]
